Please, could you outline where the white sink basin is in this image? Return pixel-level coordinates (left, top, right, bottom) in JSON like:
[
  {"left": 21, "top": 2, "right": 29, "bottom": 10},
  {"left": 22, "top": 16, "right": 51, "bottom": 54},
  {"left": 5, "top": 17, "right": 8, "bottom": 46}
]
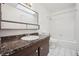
[{"left": 21, "top": 35, "right": 39, "bottom": 40}]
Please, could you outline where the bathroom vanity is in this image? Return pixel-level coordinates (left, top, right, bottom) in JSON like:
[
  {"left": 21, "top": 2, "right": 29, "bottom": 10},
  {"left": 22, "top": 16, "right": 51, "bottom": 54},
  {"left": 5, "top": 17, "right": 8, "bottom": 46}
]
[
  {"left": 0, "top": 3, "right": 50, "bottom": 56},
  {"left": 1, "top": 34, "right": 50, "bottom": 56}
]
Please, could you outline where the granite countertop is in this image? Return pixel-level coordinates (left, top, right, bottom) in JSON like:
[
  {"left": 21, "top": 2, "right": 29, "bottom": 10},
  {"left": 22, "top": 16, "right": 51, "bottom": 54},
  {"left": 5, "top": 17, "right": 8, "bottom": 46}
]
[{"left": 1, "top": 34, "right": 50, "bottom": 56}]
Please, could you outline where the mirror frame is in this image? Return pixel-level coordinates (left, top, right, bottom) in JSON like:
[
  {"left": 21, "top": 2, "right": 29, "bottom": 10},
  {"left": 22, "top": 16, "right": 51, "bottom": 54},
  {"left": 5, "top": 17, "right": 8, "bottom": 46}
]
[{"left": 0, "top": 3, "right": 40, "bottom": 30}]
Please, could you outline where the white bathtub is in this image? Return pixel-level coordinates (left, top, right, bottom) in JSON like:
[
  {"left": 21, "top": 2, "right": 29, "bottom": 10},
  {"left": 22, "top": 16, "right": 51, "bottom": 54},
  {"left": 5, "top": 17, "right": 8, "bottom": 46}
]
[{"left": 49, "top": 37, "right": 78, "bottom": 50}]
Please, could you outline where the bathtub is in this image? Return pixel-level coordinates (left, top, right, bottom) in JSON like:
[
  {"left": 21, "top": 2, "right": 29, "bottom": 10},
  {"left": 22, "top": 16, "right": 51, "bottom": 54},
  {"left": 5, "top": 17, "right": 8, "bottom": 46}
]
[{"left": 49, "top": 37, "right": 78, "bottom": 50}]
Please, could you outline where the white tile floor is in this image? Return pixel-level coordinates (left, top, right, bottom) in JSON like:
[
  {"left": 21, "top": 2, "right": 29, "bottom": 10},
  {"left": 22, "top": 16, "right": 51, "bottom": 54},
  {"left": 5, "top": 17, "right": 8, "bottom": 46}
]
[{"left": 48, "top": 45, "right": 78, "bottom": 56}]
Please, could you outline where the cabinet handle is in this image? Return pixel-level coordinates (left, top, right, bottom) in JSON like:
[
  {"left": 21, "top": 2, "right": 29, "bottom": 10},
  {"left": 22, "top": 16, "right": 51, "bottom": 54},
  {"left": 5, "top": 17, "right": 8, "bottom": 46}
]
[{"left": 35, "top": 50, "right": 38, "bottom": 53}]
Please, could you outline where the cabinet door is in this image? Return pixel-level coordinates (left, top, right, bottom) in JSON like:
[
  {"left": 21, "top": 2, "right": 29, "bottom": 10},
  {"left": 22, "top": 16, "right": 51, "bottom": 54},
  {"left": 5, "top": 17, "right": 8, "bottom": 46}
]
[
  {"left": 10, "top": 46, "right": 38, "bottom": 56},
  {"left": 39, "top": 39, "right": 49, "bottom": 56}
]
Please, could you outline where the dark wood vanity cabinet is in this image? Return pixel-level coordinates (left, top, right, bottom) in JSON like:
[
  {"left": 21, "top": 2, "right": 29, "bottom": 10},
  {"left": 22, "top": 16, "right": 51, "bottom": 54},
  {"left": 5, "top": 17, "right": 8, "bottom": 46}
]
[
  {"left": 10, "top": 36, "right": 50, "bottom": 56},
  {"left": 10, "top": 46, "right": 38, "bottom": 56},
  {"left": 11, "top": 47, "right": 38, "bottom": 56},
  {"left": 38, "top": 39, "right": 49, "bottom": 56}
]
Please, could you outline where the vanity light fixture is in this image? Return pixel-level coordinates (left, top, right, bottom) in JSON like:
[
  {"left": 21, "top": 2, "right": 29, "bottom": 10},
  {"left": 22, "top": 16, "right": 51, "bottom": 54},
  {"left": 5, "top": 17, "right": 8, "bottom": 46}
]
[{"left": 17, "top": 3, "right": 35, "bottom": 15}]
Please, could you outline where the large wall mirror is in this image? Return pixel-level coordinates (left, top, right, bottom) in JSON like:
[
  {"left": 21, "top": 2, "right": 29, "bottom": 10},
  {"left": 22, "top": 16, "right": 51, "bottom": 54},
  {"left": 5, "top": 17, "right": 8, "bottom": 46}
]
[{"left": 0, "top": 3, "right": 39, "bottom": 30}]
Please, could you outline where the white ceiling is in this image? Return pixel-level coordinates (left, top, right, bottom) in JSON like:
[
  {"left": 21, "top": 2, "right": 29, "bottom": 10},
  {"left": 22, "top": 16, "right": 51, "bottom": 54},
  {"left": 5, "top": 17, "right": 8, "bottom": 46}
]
[{"left": 39, "top": 3, "right": 76, "bottom": 12}]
